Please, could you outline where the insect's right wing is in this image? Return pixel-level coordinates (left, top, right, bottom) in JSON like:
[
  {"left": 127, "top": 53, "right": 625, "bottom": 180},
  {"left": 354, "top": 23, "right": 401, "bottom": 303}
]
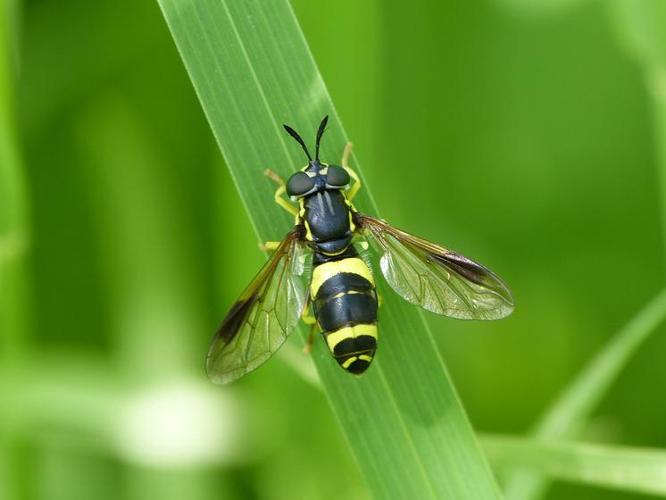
[
  {"left": 206, "top": 228, "right": 310, "bottom": 384},
  {"left": 357, "top": 214, "right": 514, "bottom": 320}
]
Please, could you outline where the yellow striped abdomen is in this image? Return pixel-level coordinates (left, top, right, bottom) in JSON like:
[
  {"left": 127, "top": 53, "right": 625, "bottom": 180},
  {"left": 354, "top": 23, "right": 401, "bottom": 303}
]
[{"left": 311, "top": 252, "right": 378, "bottom": 374}]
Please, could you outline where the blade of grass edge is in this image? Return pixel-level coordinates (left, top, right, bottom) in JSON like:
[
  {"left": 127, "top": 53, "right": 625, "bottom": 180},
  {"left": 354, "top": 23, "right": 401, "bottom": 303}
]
[
  {"left": 503, "top": 288, "right": 666, "bottom": 499},
  {"left": 483, "top": 435, "right": 666, "bottom": 497},
  {"left": 156, "top": 1, "right": 503, "bottom": 498},
  {"left": 0, "top": 0, "right": 29, "bottom": 363},
  {"left": 1, "top": 2, "right": 30, "bottom": 499},
  {"left": 609, "top": 1, "right": 666, "bottom": 260}
]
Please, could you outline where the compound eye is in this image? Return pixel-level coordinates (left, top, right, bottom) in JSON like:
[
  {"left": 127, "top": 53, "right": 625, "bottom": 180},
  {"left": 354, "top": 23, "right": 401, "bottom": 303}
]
[
  {"left": 325, "top": 165, "right": 350, "bottom": 187},
  {"left": 286, "top": 172, "right": 315, "bottom": 197}
]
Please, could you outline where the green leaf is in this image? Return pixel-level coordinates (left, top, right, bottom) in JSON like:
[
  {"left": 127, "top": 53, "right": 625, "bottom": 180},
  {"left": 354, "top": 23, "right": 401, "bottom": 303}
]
[
  {"left": 503, "top": 4, "right": 666, "bottom": 497},
  {"left": 0, "top": 0, "right": 30, "bottom": 357},
  {"left": 483, "top": 434, "right": 666, "bottom": 497},
  {"left": 610, "top": 0, "right": 666, "bottom": 68},
  {"left": 75, "top": 98, "right": 206, "bottom": 379},
  {"left": 156, "top": 1, "right": 503, "bottom": 498},
  {"left": 609, "top": 2, "right": 666, "bottom": 253},
  {"left": 503, "top": 288, "right": 666, "bottom": 500},
  {"left": 1, "top": 4, "right": 31, "bottom": 498}
]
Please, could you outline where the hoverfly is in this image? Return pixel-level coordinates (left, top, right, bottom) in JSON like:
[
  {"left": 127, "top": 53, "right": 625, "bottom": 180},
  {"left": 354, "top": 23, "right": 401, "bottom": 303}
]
[{"left": 207, "top": 116, "right": 514, "bottom": 383}]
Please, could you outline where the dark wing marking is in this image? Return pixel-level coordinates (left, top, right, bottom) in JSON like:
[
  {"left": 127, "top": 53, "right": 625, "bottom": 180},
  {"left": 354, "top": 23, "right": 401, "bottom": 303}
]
[
  {"left": 357, "top": 214, "right": 514, "bottom": 320},
  {"left": 206, "top": 228, "right": 310, "bottom": 384}
]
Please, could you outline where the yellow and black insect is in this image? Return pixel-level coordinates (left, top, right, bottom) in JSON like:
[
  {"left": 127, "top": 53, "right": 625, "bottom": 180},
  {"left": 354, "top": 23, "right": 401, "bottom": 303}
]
[{"left": 206, "top": 116, "right": 514, "bottom": 383}]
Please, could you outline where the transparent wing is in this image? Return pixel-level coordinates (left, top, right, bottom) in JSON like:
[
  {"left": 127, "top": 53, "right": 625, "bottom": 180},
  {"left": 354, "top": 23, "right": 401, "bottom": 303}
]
[
  {"left": 206, "top": 228, "right": 310, "bottom": 384},
  {"left": 358, "top": 214, "right": 514, "bottom": 320}
]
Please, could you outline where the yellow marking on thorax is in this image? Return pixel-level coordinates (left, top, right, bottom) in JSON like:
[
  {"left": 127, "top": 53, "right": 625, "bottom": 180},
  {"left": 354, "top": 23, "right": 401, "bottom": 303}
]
[
  {"left": 304, "top": 221, "right": 313, "bottom": 241},
  {"left": 299, "top": 198, "right": 314, "bottom": 241},
  {"left": 310, "top": 257, "right": 374, "bottom": 298},
  {"left": 328, "top": 290, "right": 363, "bottom": 301},
  {"left": 343, "top": 193, "right": 357, "bottom": 232},
  {"left": 325, "top": 324, "right": 377, "bottom": 352}
]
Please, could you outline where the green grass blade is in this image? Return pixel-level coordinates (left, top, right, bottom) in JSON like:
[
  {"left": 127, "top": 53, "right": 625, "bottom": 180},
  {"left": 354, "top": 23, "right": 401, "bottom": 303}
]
[
  {"left": 648, "top": 65, "right": 666, "bottom": 261},
  {"left": 609, "top": 0, "right": 666, "bottom": 261},
  {"left": 0, "top": 0, "right": 29, "bottom": 359},
  {"left": 75, "top": 98, "right": 205, "bottom": 379},
  {"left": 156, "top": 1, "right": 503, "bottom": 498},
  {"left": 0, "top": 3, "right": 30, "bottom": 498},
  {"left": 483, "top": 435, "right": 666, "bottom": 497},
  {"left": 503, "top": 5, "right": 666, "bottom": 498},
  {"left": 503, "top": 288, "right": 666, "bottom": 499}
]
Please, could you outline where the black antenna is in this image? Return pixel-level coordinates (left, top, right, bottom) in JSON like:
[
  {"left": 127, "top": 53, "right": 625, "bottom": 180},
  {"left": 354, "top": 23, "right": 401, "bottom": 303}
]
[
  {"left": 283, "top": 124, "right": 312, "bottom": 161},
  {"left": 315, "top": 115, "right": 329, "bottom": 161}
]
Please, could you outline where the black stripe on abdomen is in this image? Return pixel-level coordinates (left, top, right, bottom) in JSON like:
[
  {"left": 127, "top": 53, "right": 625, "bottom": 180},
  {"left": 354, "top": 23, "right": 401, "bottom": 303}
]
[
  {"left": 312, "top": 264, "right": 378, "bottom": 375},
  {"left": 315, "top": 290, "right": 376, "bottom": 331}
]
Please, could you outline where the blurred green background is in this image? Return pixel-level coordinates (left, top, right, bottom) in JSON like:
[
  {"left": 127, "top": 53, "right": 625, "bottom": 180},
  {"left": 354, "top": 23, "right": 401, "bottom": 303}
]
[{"left": 2, "top": 0, "right": 665, "bottom": 499}]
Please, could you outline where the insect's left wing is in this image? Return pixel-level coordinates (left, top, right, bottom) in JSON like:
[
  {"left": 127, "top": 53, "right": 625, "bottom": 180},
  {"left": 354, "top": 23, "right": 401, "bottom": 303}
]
[
  {"left": 206, "top": 228, "right": 310, "bottom": 384},
  {"left": 357, "top": 214, "right": 514, "bottom": 320}
]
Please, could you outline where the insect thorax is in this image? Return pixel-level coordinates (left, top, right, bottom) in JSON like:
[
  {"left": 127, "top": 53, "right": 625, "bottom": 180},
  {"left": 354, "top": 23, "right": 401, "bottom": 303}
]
[{"left": 299, "top": 190, "right": 356, "bottom": 256}]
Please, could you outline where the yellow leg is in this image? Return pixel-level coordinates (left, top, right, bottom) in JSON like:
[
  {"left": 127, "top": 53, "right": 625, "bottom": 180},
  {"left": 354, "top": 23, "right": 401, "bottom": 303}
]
[
  {"left": 303, "top": 323, "right": 317, "bottom": 354},
  {"left": 301, "top": 303, "right": 317, "bottom": 354},
  {"left": 259, "top": 241, "right": 281, "bottom": 252},
  {"left": 265, "top": 169, "right": 298, "bottom": 216},
  {"left": 341, "top": 142, "right": 362, "bottom": 201}
]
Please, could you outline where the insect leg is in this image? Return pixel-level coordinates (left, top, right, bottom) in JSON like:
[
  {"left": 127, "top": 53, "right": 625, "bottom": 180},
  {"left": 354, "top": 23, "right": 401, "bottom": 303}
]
[
  {"left": 301, "top": 302, "right": 317, "bottom": 354},
  {"left": 303, "top": 323, "right": 318, "bottom": 354},
  {"left": 341, "top": 142, "right": 362, "bottom": 201},
  {"left": 259, "top": 241, "right": 281, "bottom": 252},
  {"left": 264, "top": 169, "right": 298, "bottom": 216}
]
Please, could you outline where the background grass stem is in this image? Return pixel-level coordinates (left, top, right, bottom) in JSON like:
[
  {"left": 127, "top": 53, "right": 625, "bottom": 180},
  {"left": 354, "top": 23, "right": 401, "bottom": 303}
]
[
  {"left": 484, "top": 435, "right": 666, "bottom": 497},
  {"left": 503, "top": 287, "right": 666, "bottom": 499}
]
